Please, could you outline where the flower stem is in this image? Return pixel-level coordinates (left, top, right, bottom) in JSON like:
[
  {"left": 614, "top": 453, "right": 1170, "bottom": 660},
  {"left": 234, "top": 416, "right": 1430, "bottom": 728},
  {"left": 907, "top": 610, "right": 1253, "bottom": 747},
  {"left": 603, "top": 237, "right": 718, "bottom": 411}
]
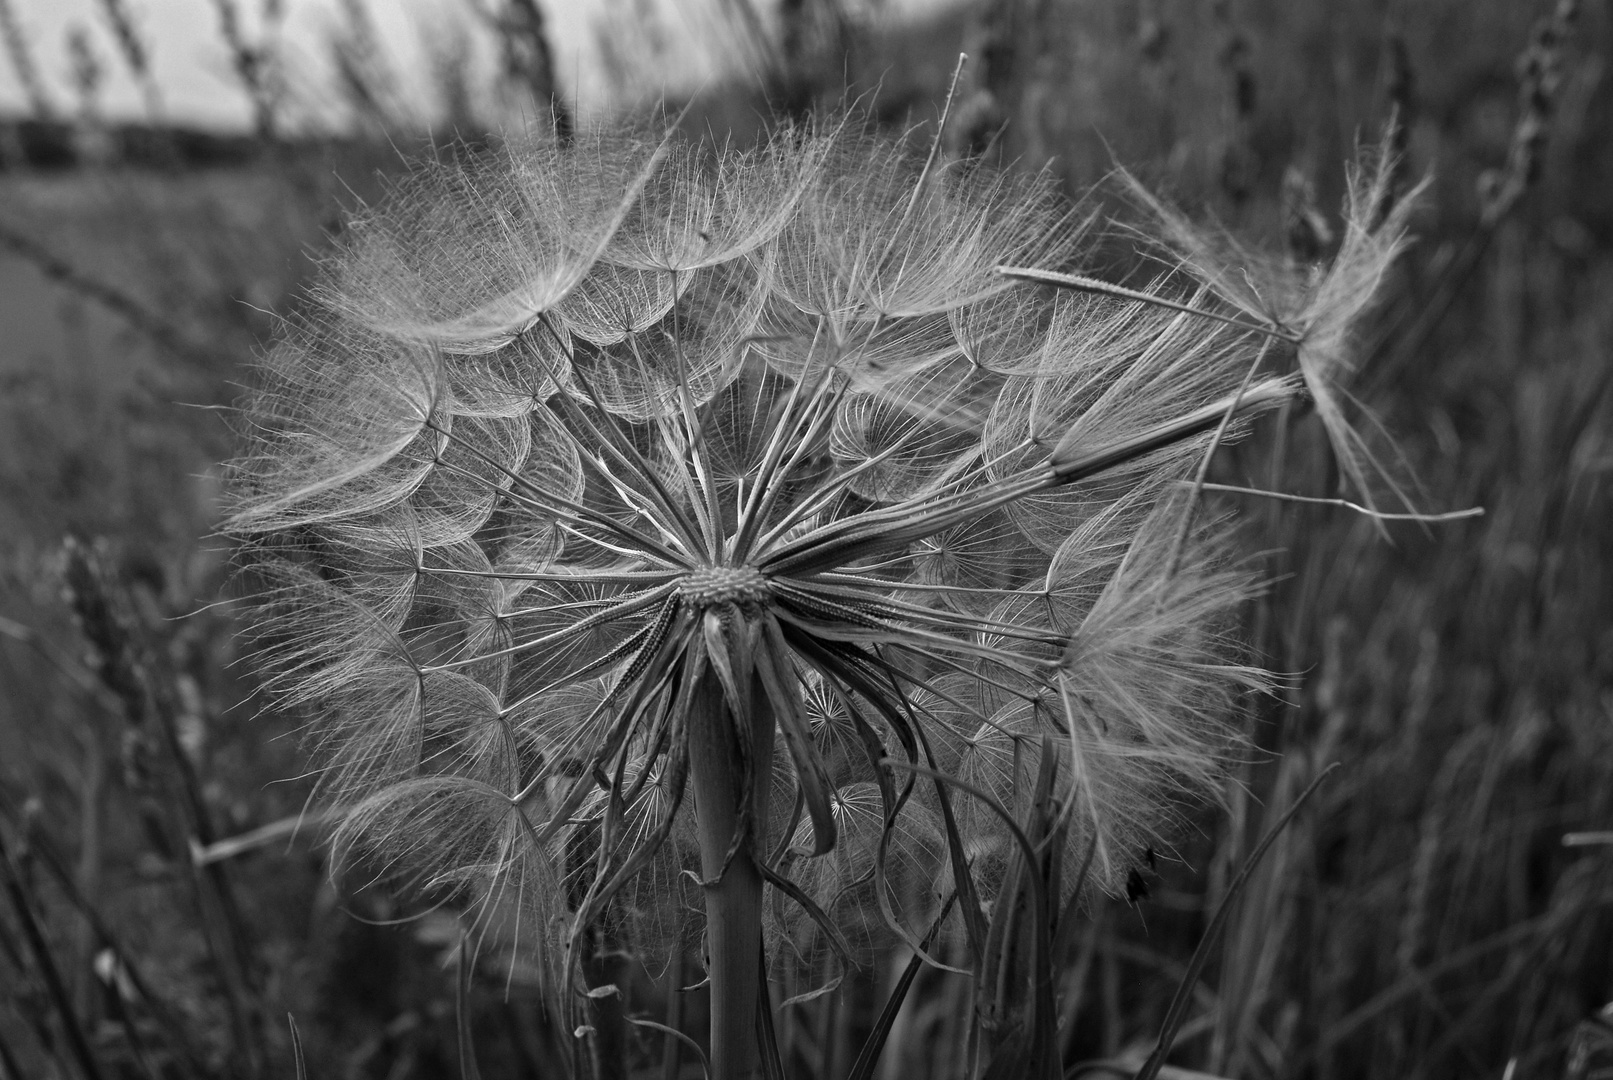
[{"left": 687, "top": 666, "right": 777, "bottom": 1080}]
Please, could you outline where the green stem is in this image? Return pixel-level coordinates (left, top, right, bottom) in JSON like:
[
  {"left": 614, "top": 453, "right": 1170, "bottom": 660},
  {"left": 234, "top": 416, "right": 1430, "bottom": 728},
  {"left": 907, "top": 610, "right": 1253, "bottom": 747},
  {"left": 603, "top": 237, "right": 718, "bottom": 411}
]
[{"left": 687, "top": 669, "right": 776, "bottom": 1080}]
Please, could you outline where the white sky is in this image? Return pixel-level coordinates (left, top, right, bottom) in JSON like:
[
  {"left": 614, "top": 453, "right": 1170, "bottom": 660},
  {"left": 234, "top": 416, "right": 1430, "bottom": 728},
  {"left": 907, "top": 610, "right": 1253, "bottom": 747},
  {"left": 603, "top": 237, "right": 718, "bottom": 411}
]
[
  {"left": 0, "top": 0, "right": 748, "bottom": 129},
  {"left": 1, "top": 0, "right": 951, "bottom": 130}
]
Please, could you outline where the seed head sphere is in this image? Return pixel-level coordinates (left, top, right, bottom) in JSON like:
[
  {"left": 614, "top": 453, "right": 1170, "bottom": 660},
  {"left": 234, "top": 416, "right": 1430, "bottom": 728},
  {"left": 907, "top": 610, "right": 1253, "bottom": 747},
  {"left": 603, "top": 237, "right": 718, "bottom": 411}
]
[{"left": 224, "top": 119, "right": 1414, "bottom": 999}]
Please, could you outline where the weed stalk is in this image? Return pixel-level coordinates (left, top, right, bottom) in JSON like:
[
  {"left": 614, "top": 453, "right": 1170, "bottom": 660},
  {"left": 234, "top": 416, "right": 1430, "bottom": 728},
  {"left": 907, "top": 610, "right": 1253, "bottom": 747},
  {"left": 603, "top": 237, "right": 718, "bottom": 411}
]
[{"left": 688, "top": 669, "right": 777, "bottom": 1080}]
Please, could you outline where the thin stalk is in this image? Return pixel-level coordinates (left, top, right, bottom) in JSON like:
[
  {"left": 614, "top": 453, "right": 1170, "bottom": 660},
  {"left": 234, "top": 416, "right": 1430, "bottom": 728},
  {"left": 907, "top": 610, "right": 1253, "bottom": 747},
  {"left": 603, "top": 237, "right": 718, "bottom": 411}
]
[
  {"left": 1133, "top": 762, "right": 1341, "bottom": 1080},
  {"left": 288, "top": 1015, "right": 308, "bottom": 1080},
  {"left": 1187, "top": 482, "right": 1484, "bottom": 523},
  {"left": 567, "top": 817, "right": 629, "bottom": 1080},
  {"left": 755, "top": 946, "right": 785, "bottom": 1080},
  {"left": 75, "top": 737, "right": 106, "bottom": 1021},
  {"left": 845, "top": 892, "right": 959, "bottom": 1080},
  {"left": 1164, "top": 336, "right": 1274, "bottom": 580},
  {"left": 0, "top": 829, "right": 106, "bottom": 1080},
  {"left": 454, "top": 937, "right": 483, "bottom": 1080},
  {"left": 0, "top": 1021, "right": 24, "bottom": 1080},
  {"left": 687, "top": 668, "right": 777, "bottom": 1080},
  {"left": 0, "top": 792, "right": 209, "bottom": 1080},
  {"left": 659, "top": 948, "right": 686, "bottom": 1080},
  {"left": 61, "top": 541, "right": 262, "bottom": 1075},
  {"left": 583, "top": 935, "right": 629, "bottom": 1080},
  {"left": 1049, "top": 378, "right": 1294, "bottom": 483},
  {"left": 996, "top": 265, "right": 1300, "bottom": 343}
]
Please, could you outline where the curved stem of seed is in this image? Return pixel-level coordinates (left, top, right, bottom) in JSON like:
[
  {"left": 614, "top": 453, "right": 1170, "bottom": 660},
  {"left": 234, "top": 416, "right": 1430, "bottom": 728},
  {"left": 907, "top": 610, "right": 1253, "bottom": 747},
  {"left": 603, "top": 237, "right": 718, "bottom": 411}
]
[
  {"left": 996, "top": 265, "right": 1302, "bottom": 343},
  {"left": 1187, "top": 482, "right": 1485, "bottom": 523},
  {"left": 733, "top": 355, "right": 847, "bottom": 561},
  {"left": 687, "top": 666, "right": 776, "bottom": 1080},
  {"left": 1048, "top": 377, "right": 1294, "bottom": 483},
  {"left": 1164, "top": 335, "right": 1275, "bottom": 580}
]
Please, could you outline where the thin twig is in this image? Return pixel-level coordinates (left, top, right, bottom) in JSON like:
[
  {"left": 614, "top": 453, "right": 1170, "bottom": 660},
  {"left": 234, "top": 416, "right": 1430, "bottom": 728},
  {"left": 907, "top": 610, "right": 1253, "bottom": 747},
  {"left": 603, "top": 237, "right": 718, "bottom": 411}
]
[
  {"left": 1185, "top": 482, "right": 1484, "bottom": 523},
  {"left": 1563, "top": 832, "right": 1613, "bottom": 847},
  {"left": 901, "top": 52, "right": 969, "bottom": 226},
  {"left": 189, "top": 810, "right": 338, "bottom": 866},
  {"left": 996, "top": 265, "right": 1300, "bottom": 343}
]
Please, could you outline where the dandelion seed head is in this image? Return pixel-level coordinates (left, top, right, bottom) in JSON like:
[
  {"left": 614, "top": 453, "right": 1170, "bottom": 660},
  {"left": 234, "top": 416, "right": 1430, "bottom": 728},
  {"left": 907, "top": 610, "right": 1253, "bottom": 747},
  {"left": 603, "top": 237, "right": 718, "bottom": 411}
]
[{"left": 228, "top": 115, "right": 1303, "bottom": 990}]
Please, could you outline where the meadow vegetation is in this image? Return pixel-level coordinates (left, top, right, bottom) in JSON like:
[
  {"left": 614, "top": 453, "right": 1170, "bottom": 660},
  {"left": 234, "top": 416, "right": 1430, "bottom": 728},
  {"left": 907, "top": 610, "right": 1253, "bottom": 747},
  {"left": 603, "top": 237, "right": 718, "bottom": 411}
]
[{"left": 0, "top": 1, "right": 1609, "bottom": 1078}]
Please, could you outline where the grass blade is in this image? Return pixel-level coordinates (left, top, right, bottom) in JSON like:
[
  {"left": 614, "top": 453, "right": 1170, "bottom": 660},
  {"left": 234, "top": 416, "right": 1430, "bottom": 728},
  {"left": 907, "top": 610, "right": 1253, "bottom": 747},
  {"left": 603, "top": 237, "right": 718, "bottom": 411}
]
[
  {"left": 846, "top": 892, "right": 959, "bottom": 1080},
  {"left": 0, "top": 828, "right": 106, "bottom": 1080},
  {"left": 1133, "top": 762, "right": 1340, "bottom": 1080},
  {"left": 0, "top": 1021, "right": 26, "bottom": 1080},
  {"left": 287, "top": 1014, "right": 308, "bottom": 1080},
  {"left": 630, "top": 1017, "right": 710, "bottom": 1080},
  {"left": 456, "top": 937, "right": 483, "bottom": 1080},
  {"left": 755, "top": 944, "right": 786, "bottom": 1080}
]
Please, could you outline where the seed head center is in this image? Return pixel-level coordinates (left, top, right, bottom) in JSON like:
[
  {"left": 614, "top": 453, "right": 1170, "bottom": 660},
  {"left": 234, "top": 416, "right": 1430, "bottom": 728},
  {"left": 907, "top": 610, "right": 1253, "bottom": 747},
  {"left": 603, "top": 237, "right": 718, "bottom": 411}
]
[{"left": 678, "top": 565, "right": 771, "bottom": 608}]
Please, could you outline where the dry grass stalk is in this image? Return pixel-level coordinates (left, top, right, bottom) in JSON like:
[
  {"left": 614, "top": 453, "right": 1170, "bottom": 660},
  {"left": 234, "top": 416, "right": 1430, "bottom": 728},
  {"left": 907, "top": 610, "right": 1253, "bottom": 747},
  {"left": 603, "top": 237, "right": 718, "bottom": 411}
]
[
  {"left": 330, "top": 0, "right": 400, "bottom": 134},
  {"left": 66, "top": 25, "right": 106, "bottom": 129},
  {"left": 0, "top": 0, "right": 54, "bottom": 122},
  {"left": 208, "top": 0, "right": 282, "bottom": 141},
  {"left": 1479, "top": 0, "right": 1581, "bottom": 226},
  {"left": 61, "top": 539, "right": 268, "bottom": 1078},
  {"left": 478, "top": 0, "right": 573, "bottom": 142},
  {"left": 94, "top": 0, "right": 164, "bottom": 122}
]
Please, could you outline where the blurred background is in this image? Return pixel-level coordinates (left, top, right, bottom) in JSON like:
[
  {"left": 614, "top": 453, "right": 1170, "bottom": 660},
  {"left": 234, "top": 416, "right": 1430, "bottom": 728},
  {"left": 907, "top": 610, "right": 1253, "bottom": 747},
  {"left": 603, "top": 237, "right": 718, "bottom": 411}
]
[{"left": 1, "top": 0, "right": 1610, "bottom": 1078}]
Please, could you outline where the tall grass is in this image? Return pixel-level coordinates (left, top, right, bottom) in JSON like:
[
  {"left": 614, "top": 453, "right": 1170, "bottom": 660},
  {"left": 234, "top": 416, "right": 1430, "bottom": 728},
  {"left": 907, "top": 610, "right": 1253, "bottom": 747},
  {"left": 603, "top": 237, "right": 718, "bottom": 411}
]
[{"left": 0, "top": 1, "right": 1608, "bottom": 1078}]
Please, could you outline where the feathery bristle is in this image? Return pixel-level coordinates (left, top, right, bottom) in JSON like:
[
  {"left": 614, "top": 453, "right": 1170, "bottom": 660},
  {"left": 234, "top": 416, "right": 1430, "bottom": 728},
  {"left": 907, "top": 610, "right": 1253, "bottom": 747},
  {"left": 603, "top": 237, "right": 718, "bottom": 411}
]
[
  {"left": 1119, "top": 143, "right": 1428, "bottom": 512},
  {"left": 228, "top": 117, "right": 1318, "bottom": 995}
]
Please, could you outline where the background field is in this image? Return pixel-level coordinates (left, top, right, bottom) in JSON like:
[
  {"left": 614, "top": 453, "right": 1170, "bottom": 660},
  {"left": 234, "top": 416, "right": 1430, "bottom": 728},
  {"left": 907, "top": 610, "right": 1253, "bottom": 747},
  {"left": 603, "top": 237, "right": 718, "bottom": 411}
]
[{"left": 1, "top": 1, "right": 1610, "bottom": 1078}]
